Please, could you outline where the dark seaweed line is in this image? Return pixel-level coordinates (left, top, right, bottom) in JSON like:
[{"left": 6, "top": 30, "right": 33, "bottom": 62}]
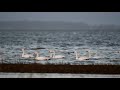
[{"left": 0, "top": 64, "right": 120, "bottom": 74}]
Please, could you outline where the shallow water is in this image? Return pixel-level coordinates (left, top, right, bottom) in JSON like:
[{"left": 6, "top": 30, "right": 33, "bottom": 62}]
[{"left": 0, "top": 30, "right": 120, "bottom": 65}]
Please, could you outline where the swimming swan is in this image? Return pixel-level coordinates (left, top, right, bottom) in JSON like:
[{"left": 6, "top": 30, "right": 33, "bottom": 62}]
[
  {"left": 49, "top": 49, "right": 65, "bottom": 59},
  {"left": 74, "top": 50, "right": 90, "bottom": 61},
  {"left": 34, "top": 51, "right": 51, "bottom": 60},
  {"left": 22, "top": 48, "right": 34, "bottom": 58}
]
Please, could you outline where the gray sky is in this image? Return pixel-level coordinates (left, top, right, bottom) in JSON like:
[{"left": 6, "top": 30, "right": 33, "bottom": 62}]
[{"left": 0, "top": 12, "right": 120, "bottom": 25}]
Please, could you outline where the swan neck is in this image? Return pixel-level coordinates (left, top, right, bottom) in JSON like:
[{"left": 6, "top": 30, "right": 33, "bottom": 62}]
[
  {"left": 88, "top": 50, "right": 91, "bottom": 58},
  {"left": 87, "top": 51, "right": 89, "bottom": 58},
  {"left": 22, "top": 49, "right": 25, "bottom": 56},
  {"left": 53, "top": 51, "right": 55, "bottom": 58},
  {"left": 75, "top": 51, "right": 78, "bottom": 59},
  {"left": 36, "top": 52, "right": 39, "bottom": 58},
  {"left": 50, "top": 53, "right": 53, "bottom": 58}
]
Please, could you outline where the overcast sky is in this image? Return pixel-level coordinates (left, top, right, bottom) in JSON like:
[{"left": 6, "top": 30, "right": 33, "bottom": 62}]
[{"left": 0, "top": 12, "right": 120, "bottom": 25}]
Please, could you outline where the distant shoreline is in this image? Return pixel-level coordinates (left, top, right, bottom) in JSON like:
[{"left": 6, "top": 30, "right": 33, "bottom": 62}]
[
  {"left": 0, "top": 21, "right": 120, "bottom": 31},
  {"left": 0, "top": 29, "right": 120, "bottom": 31}
]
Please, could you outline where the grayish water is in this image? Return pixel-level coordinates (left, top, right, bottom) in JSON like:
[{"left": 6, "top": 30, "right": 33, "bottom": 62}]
[{"left": 0, "top": 30, "right": 120, "bottom": 65}]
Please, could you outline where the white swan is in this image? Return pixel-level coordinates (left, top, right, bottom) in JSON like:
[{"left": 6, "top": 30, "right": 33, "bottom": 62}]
[
  {"left": 74, "top": 50, "right": 90, "bottom": 61},
  {"left": 34, "top": 51, "right": 51, "bottom": 60},
  {"left": 84, "top": 49, "right": 102, "bottom": 60},
  {"left": 49, "top": 49, "right": 65, "bottom": 59},
  {"left": 22, "top": 48, "right": 34, "bottom": 58}
]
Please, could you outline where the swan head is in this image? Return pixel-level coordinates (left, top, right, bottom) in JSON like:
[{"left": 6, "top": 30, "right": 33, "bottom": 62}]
[
  {"left": 22, "top": 48, "right": 25, "bottom": 51},
  {"left": 74, "top": 50, "right": 78, "bottom": 53},
  {"left": 86, "top": 49, "right": 91, "bottom": 53}
]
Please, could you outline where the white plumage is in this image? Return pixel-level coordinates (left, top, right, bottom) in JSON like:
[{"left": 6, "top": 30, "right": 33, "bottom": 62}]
[{"left": 22, "top": 48, "right": 34, "bottom": 58}]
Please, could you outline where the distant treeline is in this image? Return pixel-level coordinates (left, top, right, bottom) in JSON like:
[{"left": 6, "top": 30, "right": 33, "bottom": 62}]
[{"left": 0, "top": 21, "right": 120, "bottom": 30}]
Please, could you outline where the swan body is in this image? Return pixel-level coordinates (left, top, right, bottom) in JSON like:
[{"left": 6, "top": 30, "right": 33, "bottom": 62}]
[
  {"left": 91, "top": 56, "right": 100, "bottom": 59},
  {"left": 49, "top": 49, "right": 65, "bottom": 59},
  {"left": 22, "top": 48, "right": 34, "bottom": 58},
  {"left": 90, "top": 54, "right": 102, "bottom": 60},
  {"left": 52, "top": 54, "right": 65, "bottom": 59},
  {"left": 34, "top": 52, "right": 50, "bottom": 60}
]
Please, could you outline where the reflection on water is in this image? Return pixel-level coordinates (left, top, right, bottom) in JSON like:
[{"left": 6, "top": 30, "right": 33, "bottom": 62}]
[{"left": 0, "top": 30, "right": 120, "bottom": 65}]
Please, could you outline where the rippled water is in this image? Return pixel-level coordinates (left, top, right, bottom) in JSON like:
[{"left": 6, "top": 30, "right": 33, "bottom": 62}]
[{"left": 0, "top": 30, "right": 120, "bottom": 65}]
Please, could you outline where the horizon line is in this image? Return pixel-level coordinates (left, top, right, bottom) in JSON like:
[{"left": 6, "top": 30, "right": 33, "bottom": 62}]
[{"left": 0, "top": 20, "right": 119, "bottom": 26}]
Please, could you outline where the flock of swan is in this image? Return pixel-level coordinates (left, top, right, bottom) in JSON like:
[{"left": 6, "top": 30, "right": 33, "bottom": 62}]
[
  {"left": 22, "top": 48, "right": 66, "bottom": 60},
  {"left": 21, "top": 48, "right": 101, "bottom": 61}
]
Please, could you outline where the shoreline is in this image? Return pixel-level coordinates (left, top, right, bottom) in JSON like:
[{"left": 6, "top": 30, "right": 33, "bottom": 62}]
[{"left": 0, "top": 64, "right": 120, "bottom": 74}]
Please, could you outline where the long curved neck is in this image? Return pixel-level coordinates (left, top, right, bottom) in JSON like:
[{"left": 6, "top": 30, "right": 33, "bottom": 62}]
[
  {"left": 53, "top": 51, "right": 55, "bottom": 58},
  {"left": 75, "top": 51, "right": 78, "bottom": 59},
  {"left": 22, "top": 49, "right": 25, "bottom": 56},
  {"left": 36, "top": 52, "right": 39, "bottom": 58},
  {"left": 87, "top": 50, "right": 91, "bottom": 58},
  {"left": 37, "top": 52, "right": 39, "bottom": 57},
  {"left": 49, "top": 52, "right": 53, "bottom": 58},
  {"left": 49, "top": 50, "right": 54, "bottom": 58}
]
